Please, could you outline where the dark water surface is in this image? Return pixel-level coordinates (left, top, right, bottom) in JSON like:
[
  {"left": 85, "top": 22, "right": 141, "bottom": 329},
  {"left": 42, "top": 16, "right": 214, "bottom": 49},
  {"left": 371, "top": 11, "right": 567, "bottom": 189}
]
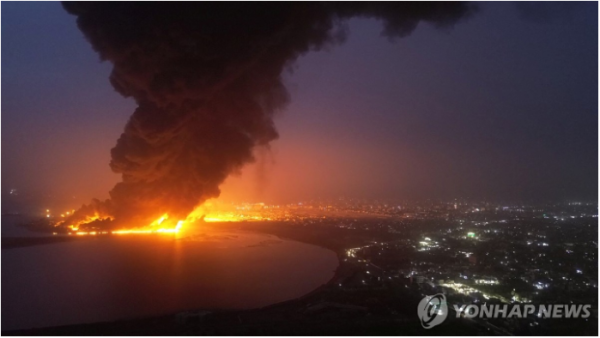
[{"left": 2, "top": 227, "right": 338, "bottom": 330}]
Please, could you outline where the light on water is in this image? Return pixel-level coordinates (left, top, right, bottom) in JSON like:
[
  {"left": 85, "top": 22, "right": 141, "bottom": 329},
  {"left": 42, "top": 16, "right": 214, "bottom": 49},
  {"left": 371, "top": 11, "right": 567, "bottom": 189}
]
[{"left": 2, "top": 228, "right": 338, "bottom": 331}]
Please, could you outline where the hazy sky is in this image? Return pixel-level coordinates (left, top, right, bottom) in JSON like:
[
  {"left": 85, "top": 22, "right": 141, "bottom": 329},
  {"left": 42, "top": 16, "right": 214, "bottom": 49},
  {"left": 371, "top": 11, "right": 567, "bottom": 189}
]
[{"left": 2, "top": 2, "right": 597, "bottom": 210}]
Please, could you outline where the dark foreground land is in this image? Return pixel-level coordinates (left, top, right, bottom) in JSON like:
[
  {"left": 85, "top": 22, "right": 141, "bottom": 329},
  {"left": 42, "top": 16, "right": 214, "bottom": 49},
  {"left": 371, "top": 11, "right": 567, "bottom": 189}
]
[{"left": 3, "top": 302, "right": 477, "bottom": 336}]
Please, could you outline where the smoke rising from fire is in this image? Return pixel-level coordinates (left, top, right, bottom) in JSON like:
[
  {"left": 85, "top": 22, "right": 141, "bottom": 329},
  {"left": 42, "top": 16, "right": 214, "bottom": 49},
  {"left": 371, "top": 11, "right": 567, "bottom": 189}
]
[{"left": 61, "top": 2, "right": 475, "bottom": 229}]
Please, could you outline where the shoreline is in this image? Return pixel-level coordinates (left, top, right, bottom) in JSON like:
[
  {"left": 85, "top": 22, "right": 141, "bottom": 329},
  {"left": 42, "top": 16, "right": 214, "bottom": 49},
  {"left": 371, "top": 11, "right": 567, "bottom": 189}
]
[
  {"left": 253, "top": 232, "right": 343, "bottom": 311},
  {"left": 2, "top": 225, "right": 344, "bottom": 334}
]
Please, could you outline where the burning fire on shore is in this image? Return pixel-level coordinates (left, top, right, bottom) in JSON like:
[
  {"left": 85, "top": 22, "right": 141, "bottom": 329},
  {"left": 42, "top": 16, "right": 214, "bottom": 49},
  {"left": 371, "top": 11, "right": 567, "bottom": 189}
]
[
  {"left": 55, "top": 3, "right": 474, "bottom": 240},
  {"left": 47, "top": 201, "right": 269, "bottom": 236}
]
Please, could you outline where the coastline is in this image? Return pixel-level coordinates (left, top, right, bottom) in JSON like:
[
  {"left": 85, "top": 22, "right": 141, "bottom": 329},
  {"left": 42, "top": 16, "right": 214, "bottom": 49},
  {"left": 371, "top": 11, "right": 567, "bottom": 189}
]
[
  {"left": 254, "top": 233, "right": 343, "bottom": 311},
  {"left": 2, "top": 224, "right": 343, "bottom": 334}
]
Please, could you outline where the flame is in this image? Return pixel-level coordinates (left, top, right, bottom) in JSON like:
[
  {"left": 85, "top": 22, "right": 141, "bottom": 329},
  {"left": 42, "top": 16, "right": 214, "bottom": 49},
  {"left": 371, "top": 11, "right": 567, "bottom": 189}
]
[
  {"left": 57, "top": 210, "right": 183, "bottom": 236},
  {"left": 57, "top": 199, "right": 271, "bottom": 236},
  {"left": 109, "top": 215, "right": 184, "bottom": 235},
  {"left": 62, "top": 211, "right": 113, "bottom": 232}
]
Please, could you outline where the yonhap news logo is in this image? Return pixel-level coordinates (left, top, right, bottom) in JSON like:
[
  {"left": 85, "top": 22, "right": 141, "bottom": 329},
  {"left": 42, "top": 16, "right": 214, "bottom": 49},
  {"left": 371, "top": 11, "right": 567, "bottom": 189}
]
[
  {"left": 417, "top": 294, "right": 593, "bottom": 329},
  {"left": 454, "top": 303, "right": 593, "bottom": 319},
  {"left": 417, "top": 293, "right": 448, "bottom": 329}
]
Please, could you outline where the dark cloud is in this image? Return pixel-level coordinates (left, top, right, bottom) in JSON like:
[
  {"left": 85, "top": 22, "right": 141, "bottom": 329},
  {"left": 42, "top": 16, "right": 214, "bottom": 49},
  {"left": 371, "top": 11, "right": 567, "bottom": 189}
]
[{"left": 61, "top": 2, "right": 475, "bottom": 229}]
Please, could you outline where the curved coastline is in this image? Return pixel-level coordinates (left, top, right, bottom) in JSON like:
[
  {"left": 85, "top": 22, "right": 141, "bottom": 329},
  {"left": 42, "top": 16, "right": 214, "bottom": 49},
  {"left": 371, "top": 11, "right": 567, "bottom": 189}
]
[
  {"left": 255, "top": 235, "right": 342, "bottom": 311},
  {"left": 2, "top": 224, "right": 341, "bottom": 333}
]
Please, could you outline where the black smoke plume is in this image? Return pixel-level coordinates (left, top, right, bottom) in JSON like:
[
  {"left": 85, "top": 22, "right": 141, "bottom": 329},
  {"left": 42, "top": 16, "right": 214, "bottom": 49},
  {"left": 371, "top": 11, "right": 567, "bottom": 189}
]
[{"left": 61, "top": 2, "right": 475, "bottom": 229}]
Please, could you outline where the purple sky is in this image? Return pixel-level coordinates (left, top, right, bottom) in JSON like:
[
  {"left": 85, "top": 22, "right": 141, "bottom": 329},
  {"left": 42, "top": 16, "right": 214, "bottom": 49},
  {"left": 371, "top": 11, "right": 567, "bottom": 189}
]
[{"left": 2, "top": 2, "right": 597, "bottom": 210}]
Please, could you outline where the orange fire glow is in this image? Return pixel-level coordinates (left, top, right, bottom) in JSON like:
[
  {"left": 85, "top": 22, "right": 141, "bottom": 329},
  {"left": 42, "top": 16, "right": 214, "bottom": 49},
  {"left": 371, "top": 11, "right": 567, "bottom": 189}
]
[
  {"left": 62, "top": 212, "right": 114, "bottom": 232},
  {"left": 57, "top": 199, "right": 271, "bottom": 236}
]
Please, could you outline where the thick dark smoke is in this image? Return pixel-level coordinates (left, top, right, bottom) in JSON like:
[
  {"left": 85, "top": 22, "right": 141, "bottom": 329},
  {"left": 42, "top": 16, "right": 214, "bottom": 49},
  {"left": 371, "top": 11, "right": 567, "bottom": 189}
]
[{"left": 62, "top": 2, "right": 475, "bottom": 229}]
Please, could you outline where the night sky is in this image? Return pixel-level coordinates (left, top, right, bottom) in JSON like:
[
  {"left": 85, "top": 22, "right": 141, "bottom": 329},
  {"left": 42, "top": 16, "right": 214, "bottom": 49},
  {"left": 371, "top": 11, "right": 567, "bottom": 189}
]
[{"left": 2, "top": 2, "right": 597, "bottom": 210}]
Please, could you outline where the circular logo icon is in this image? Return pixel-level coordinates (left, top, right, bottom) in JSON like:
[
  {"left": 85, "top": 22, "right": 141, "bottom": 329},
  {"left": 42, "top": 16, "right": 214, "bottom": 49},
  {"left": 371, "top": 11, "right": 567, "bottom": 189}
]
[{"left": 417, "top": 293, "right": 448, "bottom": 329}]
